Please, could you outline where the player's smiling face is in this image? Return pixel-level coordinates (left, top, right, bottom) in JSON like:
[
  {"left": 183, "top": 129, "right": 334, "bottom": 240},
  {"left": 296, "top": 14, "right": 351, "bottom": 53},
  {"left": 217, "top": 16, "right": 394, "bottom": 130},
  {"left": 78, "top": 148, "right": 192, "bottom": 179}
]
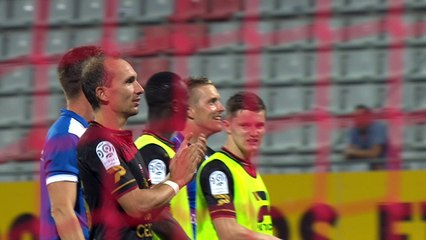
[{"left": 189, "top": 84, "right": 224, "bottom": 137}]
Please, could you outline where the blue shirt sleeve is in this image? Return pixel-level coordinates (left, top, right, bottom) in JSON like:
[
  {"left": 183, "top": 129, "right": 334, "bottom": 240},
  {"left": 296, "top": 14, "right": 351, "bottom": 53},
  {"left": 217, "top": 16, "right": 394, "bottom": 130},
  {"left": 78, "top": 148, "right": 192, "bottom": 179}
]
[{"left": 42, "top": 133, "right": 79, "bottom": 179}]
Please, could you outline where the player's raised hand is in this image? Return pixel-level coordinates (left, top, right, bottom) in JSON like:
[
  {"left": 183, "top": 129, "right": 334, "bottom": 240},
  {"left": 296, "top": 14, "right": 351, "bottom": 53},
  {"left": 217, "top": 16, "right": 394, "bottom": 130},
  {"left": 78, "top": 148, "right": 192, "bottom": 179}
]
[{"left": 169, "top": 133, "right": 206, "bottom": 188}]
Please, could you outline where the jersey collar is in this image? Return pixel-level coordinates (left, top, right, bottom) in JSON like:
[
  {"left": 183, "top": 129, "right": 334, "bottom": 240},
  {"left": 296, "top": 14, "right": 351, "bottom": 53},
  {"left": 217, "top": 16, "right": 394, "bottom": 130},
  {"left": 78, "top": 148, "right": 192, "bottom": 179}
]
[
  {"left": 60, "top": 108, "right": 89, "bottom": 128},
  {"left": 221, "top": 147, "right": 257, "bottom": 178},
  {"left": 142, "top": 130, "right": 176, "bottom": 150}
]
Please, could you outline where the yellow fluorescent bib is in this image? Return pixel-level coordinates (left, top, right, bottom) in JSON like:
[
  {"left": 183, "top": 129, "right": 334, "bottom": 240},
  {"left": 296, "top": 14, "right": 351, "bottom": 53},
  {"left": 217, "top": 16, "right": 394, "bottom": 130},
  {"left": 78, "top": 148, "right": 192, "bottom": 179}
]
[
  {"left": 135, "top": 134, "right": 192, "bottom": 239},
  {"left": 196, "top": 151, "right": 273, "bottom": 239}
]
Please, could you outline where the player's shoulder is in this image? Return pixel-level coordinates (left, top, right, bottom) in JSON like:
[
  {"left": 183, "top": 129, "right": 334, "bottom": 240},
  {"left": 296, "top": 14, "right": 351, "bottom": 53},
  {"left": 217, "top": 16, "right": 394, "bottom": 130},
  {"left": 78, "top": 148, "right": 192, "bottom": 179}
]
[
  {"left": 78, "top": 124, "right": 117, "bottom": 155},
  {"left": 201, "top": 158, "right": 230, "bottom": 177}
]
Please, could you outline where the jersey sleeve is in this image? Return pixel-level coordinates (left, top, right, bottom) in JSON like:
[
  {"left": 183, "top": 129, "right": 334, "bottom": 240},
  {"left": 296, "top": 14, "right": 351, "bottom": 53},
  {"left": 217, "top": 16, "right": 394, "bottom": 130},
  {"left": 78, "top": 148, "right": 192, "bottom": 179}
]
[
  {"left": 138, "top": 144, "right": 170, "bottom": 185},
  {"left": 199, "top": 159, "right": 236, "bottom": 219},
  {"left": 42, "top": 134, "right": 79, "bottom": 185},
  {"left": 87, "top": 140, "right": 139, "bottom": 199}
]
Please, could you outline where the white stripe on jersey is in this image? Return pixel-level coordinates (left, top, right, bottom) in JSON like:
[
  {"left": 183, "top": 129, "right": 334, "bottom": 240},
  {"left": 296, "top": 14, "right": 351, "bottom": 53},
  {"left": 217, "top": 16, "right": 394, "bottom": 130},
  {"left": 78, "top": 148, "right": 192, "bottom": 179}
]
[
  {"left": 68, "top": 118, "right": 86, "bottom": 138},
  {"left": 46, "top": 174, "right": 78, "bottom": 185}
]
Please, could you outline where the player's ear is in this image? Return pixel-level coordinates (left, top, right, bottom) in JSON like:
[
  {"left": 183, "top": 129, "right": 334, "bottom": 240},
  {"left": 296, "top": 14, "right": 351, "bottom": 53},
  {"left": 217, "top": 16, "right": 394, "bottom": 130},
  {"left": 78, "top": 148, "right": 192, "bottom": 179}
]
[
  {"left": 187, "top": 106, "right": 195, "bottom": 120},
  {"left": 96, "top": 86, "right": 108, "bottom": 103},
  {"left": 223, "top": 118, "right": 231, "bottom": 134}
]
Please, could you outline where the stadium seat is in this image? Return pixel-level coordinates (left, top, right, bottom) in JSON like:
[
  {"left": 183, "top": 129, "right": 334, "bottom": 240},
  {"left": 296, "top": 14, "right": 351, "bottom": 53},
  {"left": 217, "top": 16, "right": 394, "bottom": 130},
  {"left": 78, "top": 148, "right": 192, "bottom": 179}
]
[
  {"left": 139, "top": 57, "right": 170, "bottom": 86},
  {"left": 44, "top": 28, "right": 71, "bottom": 56},
  {"left": 33, "top": 64, "right": 62, "bottom": 93},
  {"left": 48, "top": 0, "right": 75, "bottom": 24},
  {"left": 115, "top": 26, "right": 139, "bottom": 52},
  {"left": 117, "top": 0, "right": 142, "bottom": 21},
  {"left": 141, "top": 0, "right": 174, "bottom": 22},
  {"left": 0, "top": 33, "right": 4, "bottom": 60},
  {"left": 331, "top": 162, "right": 370, "bottom": 172},
  {"left": 405, "top": 0, "right": 426, "bottom": 8},
  {"left": 171, "top": 55, "right": 201, "bottom": 81},
  {"left": 0, "top": 95, "right": 29, "bottom": 127},
  {"left": 330, "top": 83, "right": 375, "bottom": 114},
  {"left": 404, "top": 81, "right": 426, "bottom": 111},
  {"left": 305, "top": 50, "right": 341, "bottom": 83},
  {"left": 406, "top": 47, "right": 426, "bottom": 79},
  {"left": 9, "top": 0, "right": 36, "bottom": 26},
  {"left": 128, "top": 97, "right": 148, "bottom": 124},
  {"left": 0, "top": 128, "right": 24, "bottom": 152},
  {"left": 170, "top": 23, "right": 208, "bottom": 54},
  {"left": 76, "top": 0, "right": 104, "bottom": 23},
  {"left": 259, "top": 86, "right": 303, "bottom": 117},
  {"left": 402, "top": 150, "right": 426, "bottom": 170},
  {"left": 0, "top": 67, "right": 33, "bottom": 94},
  {"left": 272, "top": 0, "right": 313, "bottom": 15},
  {"left": 343, "top": 14, "right": 383, "bottom": 47},
  {"left": 331, "top": 124, "right": 347, "bottom": 151},
  {"left": 237, "top": 52, "right": 266, "bottom": 86},
  {"left": 138, "top": 25, "right": 171, "bottom": 55},
  {"left": 239, "top": 0, "right": 276, "bottom": 17},
  {"left": 263, "top": 51, "right": 306, "bottom": 84},
  {"left": 300, "top": 85, "right": 317, "bottom": 113},
  {"left": 4, "top": 29, "right": 32, "bottom": 59},
  {"left": 71, "top": 27, "right": 102, "bottom": 47},
  {"left": 404, "top": 13, "right": 426, "bottom": 45},
  {"left": 216, "top": 87, "right": 236, "bottom": 105},
  {"left": 341, "top": 48, "right": 377, "bottom": 81},
  {"left": 0, "top": 128, "right": 27, "bottom": 165},
  {"left": 207, "top": 131, "right": 227, "bottom": 151},
  {"left": 300, "top": 123, "right": 319, "bottom": 152},
  {"left": 0, "top": 0, "right": 7, "bottom": 27},
  {"left": 208, "top": 21, "right": 241, "bottom": 52},
  {"left": 274, "top": 17, "right": 310, "bottom": 49},
  {"left": 30, "top": 93, "right": 66, "bottom": 125},
  {"left": 258, "top": 154, "right": 302, "bottom": 166},
  {"left": 403, "top": 123, "right": 418, "bottom": 149},
  {"left": 262, "top": 120, "right": 302, "bottom": 153},
  {"left": 206, "top": 0, "right": 241, "bottom": 20},
  {"left": 170, "top": 0, "right": 208, "bottom": 21},
  {"left": 335, "top": 0, "right": 381, "bottom": 12},
  {"left": 238, "top": 20, "right": 274, "bottom": 51},
  {"left": 204, "top": 54, "right": 237, "bottom": 86}
]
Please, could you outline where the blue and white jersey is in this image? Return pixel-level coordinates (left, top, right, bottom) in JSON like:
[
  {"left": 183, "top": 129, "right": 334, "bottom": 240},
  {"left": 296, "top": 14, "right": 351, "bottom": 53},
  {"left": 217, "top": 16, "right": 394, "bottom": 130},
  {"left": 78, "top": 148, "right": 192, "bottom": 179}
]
[{"left": 39, "top": 109, "right": 89, "bottom": 240}]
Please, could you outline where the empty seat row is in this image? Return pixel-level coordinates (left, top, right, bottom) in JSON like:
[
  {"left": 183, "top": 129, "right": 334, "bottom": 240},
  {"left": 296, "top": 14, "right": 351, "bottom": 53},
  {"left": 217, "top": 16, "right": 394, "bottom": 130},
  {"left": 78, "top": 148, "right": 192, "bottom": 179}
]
[
  {"left": 0, "top": 65, "right": 62, "bottom": 94},
  {"left": 0, "top": 93, "right": 65, "bottom": 127},
  {"left": 1, "top": 66, "right": 424, "bottom": 118},
  {"left": 5, "top": 0, "right": 426, "bottom": 28},
  {"left": 4, "top": 14, "right": 426, "bottom": 59}
]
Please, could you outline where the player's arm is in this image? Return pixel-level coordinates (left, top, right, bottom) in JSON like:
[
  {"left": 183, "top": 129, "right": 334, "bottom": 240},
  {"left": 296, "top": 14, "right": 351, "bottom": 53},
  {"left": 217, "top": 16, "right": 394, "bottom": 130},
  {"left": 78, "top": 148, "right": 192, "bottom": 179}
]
[
  {"left": 45, "top": 135, "right": 85, "bottom": 240},
  {"left": 345, "top": 144, "right": 382, "bottom": 158},
  {"left": 48, "top": 182, "right": 85, "bottom": 240}
]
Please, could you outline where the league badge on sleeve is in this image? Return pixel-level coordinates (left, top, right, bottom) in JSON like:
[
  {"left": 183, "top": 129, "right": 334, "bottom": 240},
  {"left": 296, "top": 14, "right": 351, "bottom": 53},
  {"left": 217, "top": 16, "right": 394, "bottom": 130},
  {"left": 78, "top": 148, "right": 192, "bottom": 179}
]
[
  {"left": 209, "top": 171, "right": 229, "bottom": 195},
  {"left": 96, "top": 141, "right": 120, "bottom": 170},
  {"left": 148, "top": 159, "right": 166, "bottom": 184}
]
